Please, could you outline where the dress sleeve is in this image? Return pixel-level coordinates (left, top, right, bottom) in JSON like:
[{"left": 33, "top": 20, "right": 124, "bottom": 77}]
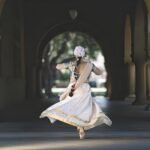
[{"left": 92, "top": 64, "right": 97, "bottom": 72}]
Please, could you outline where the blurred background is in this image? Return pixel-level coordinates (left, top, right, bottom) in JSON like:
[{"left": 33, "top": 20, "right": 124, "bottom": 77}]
[
  {"left": 0, "top": 0, "right": 149, "bottom": 121},
  {"left": 0, "top": 0, "right": 150, "bottom": 149}
]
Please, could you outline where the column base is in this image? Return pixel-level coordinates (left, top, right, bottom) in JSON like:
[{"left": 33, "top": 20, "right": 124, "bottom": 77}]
[
  {"left": 132, "top": 99, "right": 147, "bottom": 105},
  {"left": 145, "top": 104, "right": 150, "bottom": 111},
  {"left": 124, "top": 94, "right": 135, "bottom": 102}
]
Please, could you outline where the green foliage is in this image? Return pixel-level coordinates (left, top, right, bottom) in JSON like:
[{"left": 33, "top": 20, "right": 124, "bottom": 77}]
[
  {"left": 48, "top": 32, "right": 101, "bottom": 64},
  {"left": 60, "top": 71, "right": 70, "bottom": 80}
]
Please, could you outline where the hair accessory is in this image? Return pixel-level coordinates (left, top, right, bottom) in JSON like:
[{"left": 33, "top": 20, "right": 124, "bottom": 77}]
[{"left": 74, "top": 46, "right": 85, "bottom": 57}]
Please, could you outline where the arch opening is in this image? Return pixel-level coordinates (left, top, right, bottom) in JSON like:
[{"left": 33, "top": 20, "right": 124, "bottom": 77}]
[{"left": 38, "top": 31, "right": 107, "bottom": 102}]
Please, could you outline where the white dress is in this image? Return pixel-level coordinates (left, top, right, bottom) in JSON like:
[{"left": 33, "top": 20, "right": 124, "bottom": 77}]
[{"left": 40, "top": 61, "right": 112, "bottom": 130}]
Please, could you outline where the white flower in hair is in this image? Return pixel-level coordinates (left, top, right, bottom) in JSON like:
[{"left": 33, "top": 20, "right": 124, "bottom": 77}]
[{"left": 74, "top": 46, "right": 85, "bottom": 57}]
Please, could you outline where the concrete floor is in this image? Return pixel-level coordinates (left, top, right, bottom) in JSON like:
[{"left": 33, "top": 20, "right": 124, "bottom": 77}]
[{"left": 0, "top": 97, "right": 150, "bottom": 150}]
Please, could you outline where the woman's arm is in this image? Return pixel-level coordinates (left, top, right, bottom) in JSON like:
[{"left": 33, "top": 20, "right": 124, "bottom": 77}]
[
  {"left": 56, "top": 62, "right": 70, "bottom": 70},
  {"left": 56, "top": 63, "right": 65, "bottom": 70},
  {"left": 92, "top": 64, "right": 103, "bottom": 75}
]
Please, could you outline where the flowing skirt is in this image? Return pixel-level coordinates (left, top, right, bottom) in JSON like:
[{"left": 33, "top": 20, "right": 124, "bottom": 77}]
[{"left": 40, "top": 83, "right": 112, "bottom": 130}]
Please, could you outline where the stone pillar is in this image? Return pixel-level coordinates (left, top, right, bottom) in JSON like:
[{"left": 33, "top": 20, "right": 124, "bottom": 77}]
[
  {"left": 144, "top": 0, "right": 150, "bottom": 110},
  {"left": 124, "top": 14, "right": 135, "bottom": 102},
  {"left": 19, "top": 0, "right": 25, "bottom": 80},
  {"left": 146, "top": 22, "right": 150, "bottom": 102},
  {"left": 145, "top": 62, "right": 150, "bottom": 110},
  {"left": 146, "top": 63, "right": 150, "bottom": 100},
  {"left": 125, "top": 63, "right": 135, "bottom": 101},
  {"left": 133, "top": 61, "right": 147, "bottom": 105},
  {"left": 132, "top": 0, "right": 147, "bottom": 105}
]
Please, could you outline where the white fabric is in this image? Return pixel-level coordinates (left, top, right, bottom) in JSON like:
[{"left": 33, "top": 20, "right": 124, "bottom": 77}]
[
  {"left": 40, "top": 62, "right": 112, "bottom": 130},
  {"left": 75, "top": 62, "right": 92, "bottom": 89},
  {"left": 59, "top": 62, "right": 92, "bottom": 101},
  {"left": 74, "top": 46, "right": 85, "bottom": 57}
]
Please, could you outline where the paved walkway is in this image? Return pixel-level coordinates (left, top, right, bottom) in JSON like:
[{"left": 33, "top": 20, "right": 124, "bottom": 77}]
[{"left": 0, "top": 97, "right": 150, "bottom": 150}]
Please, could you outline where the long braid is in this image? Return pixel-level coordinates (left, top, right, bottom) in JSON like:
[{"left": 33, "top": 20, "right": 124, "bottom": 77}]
[
  {"left": 74, "top": 57, "right": 82, "bottom": 80},
  {"left": 69, "top": 57, "right": 82, "bottom": 97}
]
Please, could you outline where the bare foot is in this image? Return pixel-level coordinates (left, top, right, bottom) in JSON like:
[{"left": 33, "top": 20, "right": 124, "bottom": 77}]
[{"left": 79, "top": 127, "right": 85, "bottom": 139}]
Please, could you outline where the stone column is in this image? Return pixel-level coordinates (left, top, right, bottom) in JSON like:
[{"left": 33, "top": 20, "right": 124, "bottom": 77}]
[
  {"left": 125, "top": 63, "right": 135, "bottom": 102},
  {"left": 146, "top": 63, "right": 150, "bottom": 101},
  {"left": 124, "top": 14, "right": 135, "bottom": 102},
  {"left": 133, "top": 61, "right": 147, "bottom": 105},
  {"left": 145, "top": 62, "right": 150, "bottom": 110},
  {"left": 132, "top": 0, "right": 147, "bottom": 105}
]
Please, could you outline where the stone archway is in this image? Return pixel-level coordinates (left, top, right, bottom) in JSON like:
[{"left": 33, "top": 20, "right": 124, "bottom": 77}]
[
  {"left": 36, "top": 22, "right": 108, "bottom": 101},
  {"left": 38, "top": 31, "right": 107, "bottom": 101}
]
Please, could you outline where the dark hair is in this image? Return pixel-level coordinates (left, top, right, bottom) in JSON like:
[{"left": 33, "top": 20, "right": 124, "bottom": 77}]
[
  {"left": 74, "top": 57, "right": 82, "bottom": 80},
  {"left": 69, "top": 57, "right": 82, "bottom": 97}
]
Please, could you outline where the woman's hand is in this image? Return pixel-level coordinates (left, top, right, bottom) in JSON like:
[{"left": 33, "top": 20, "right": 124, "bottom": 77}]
[{"left": 56, "top": 64, "right": 64, "bottom": 70}]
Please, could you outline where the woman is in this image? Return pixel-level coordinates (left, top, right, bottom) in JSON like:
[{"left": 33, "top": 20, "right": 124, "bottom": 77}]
[{"left": 40, "top": 46, "right": 112, "bottom": 139}]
